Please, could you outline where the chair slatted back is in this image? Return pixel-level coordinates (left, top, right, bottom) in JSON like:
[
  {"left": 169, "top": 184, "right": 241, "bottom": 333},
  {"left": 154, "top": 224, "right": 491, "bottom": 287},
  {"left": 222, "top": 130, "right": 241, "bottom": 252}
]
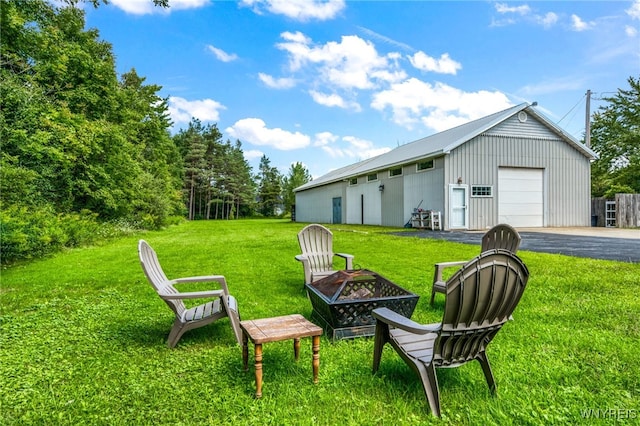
[
  {"left": 481, "top": 224, "right": 521, "bottom": 253},
  {"left": 138, "top": 240, "right": 186, "bottom": 317},
  {"left": 435, "top": 250, "right": 529, "bottom": 366},
  {"left": 298, "top": 224, "right": 334, "bottom": 272}
]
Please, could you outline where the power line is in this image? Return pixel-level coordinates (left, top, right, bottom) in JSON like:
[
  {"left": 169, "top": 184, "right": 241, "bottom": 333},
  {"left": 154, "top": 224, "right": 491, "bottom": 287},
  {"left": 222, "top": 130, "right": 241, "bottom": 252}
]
[{"left": 557, "top": 92, "right": 586, "bottom": 126}]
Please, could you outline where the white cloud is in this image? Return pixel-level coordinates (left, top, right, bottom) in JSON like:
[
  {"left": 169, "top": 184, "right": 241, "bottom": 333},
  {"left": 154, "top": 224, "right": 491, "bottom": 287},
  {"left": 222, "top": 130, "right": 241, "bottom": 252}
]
[
  {"left": 371, "top": 78, "right": 512, "bottom": 132},
  {"left": 225, "top": 118, "right": 310, "bottom": 150},
  {"left": 628, "top": 0, "right": 640, "bottom": 20},
  {"left": 625, "top": 25, "right": 638, "bottom": 37},
  {"left": 492, "top": 4, "right": 559, "bottom": 29},
  {"left": 168, "top": 96, "right": 225, "bottom": 124},
  {"left": 536, "top": 12, "right": 558, "bottom": 28},
  {"left": 321, "top": 135, "right": 390, "bottom": 159},
  {"left": 110, "top": 0, "right": 208, "bottom": 15},
  {"left": 240, "top": 0, "right": 345, "bottom": 21},
  {"left": 313, "top": 131, "right": 339, "bottom": 147},
  {"left": 409, "top": 52, "right": 462, "bottom": 75},
  {"left": 489, "top": 17, "right": 516, "bottom": 27},
  {"left": 276, "top": 32, "right": 400, "bottom": 90},
  {"left": 571, "top": 14, "right": 594, "bottom": 31},
  {"left": 258, "top": 73, "right": 297, "bottom": 89},
  {"left": 243, "top": 149, "right": 265, "bottom": 161},
  {"left": 495, "top": 3, "right": 531, "bottom": 15},
  {"left": 309, "top": 90, "right": 361, "bottom": 111},
  {"left": 206, "top": 45, "right": 238, "bottom": 62}
]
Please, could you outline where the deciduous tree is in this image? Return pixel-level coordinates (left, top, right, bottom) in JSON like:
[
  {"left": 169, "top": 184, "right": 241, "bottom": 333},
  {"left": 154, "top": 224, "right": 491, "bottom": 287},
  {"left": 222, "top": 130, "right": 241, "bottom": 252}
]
[{"left": 591, "top": 76, "right": 640, "bottom": 197}]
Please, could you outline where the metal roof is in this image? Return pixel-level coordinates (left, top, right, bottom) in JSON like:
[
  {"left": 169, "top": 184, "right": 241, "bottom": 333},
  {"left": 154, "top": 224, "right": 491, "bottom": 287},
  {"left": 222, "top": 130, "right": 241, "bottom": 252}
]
[{"left": 295, "top": 103, "right": 597, "bottom": 192}]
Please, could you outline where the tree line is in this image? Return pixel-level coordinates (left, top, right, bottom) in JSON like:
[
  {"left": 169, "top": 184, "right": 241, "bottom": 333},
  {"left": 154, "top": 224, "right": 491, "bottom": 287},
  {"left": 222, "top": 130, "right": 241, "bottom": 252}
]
[
  {"left": 0, "top": 0, "right": 311, "bottom": 263},
  {"left": 1, "top": 1, "right": 636, "bottom": 264}
]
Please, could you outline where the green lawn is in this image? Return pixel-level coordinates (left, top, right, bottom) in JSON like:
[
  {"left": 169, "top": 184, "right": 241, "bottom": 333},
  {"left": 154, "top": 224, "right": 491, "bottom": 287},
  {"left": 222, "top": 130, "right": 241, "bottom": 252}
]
[{"left": 1, "top": 219, "right": 638, "bottom": 425}]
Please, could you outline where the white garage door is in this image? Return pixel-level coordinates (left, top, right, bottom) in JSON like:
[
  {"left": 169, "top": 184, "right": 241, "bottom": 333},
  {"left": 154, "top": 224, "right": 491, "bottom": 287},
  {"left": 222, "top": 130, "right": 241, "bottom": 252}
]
[{"left": 498, "top": 168, "right": 543, "bottom": 227}]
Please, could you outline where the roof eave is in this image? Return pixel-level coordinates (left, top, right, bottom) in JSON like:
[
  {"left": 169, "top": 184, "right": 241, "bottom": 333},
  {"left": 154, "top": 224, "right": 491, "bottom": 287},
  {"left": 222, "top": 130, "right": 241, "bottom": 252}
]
[{"left": 525, "top": 107, "right": 598, "bottom": 160}]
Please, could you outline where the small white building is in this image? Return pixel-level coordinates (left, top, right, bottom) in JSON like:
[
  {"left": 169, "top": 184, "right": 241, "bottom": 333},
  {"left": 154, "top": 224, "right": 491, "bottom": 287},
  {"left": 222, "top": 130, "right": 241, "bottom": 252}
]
[{"left": 294, "top": 103, "right": 597, "bottom": 230}]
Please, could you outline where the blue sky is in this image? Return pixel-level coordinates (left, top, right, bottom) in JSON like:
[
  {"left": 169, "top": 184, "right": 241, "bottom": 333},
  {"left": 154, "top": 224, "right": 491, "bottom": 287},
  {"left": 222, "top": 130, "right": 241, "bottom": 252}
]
[{"left": 82, "top": 0, "right": 640, "bottom": 179}]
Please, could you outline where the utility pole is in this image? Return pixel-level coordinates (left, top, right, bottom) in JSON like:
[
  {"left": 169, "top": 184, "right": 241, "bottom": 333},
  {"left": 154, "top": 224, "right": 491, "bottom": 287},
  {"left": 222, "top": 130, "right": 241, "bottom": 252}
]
[{"left": 585, "top": 89, "right": 591, "bottom": 147}]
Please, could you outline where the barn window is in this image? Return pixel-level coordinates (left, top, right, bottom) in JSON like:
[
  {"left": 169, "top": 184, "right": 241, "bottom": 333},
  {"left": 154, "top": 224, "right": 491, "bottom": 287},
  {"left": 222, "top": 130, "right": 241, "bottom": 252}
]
[
  {"left": 389, "top": 167, "right": 402, "bottom": 177},
  {"left": 417, "top": 159, "right": 434, "bottom": 171},
  {"left": 471, "top": 185, "right": 493, "bottom": 197},
  {"left": 349, "top": 177, "right": 358, "bottom": 185},
  {"left": 367, "top": 173, "right": 378, "bottom": 182}
]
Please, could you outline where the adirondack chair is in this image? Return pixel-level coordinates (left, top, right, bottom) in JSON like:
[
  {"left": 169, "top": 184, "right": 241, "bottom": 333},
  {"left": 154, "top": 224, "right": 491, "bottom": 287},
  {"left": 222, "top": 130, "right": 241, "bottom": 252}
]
[
  {"left": 372, "top": 249, "right": 529, "bottom": 417},
  {"left": 295, "top": 224, "right": 355, "bottom": 285},
  {"left": 430, "top": 223, "right": 521, "bottom": 305},
  {"left": 138, "top": 240, "right": 242, "bottom": 348}
]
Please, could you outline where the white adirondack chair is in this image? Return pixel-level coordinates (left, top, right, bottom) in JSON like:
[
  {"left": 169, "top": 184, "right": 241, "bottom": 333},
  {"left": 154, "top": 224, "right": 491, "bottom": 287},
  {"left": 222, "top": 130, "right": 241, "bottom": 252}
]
[
  {"left": 295, "top": 224, "right": 354, "bottom": 285},
  {"left": 138, "top": 240, "right": 242, "bottom": 347}
]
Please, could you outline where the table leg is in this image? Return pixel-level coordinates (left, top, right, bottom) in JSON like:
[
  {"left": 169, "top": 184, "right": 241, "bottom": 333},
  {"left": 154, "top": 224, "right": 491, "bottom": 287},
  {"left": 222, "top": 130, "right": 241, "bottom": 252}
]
[
  {"left": 254, "top": 343, "right": 263, "bottom": 398},
  {"left": 312, "top": 335, "right": 320, "bottom": 384},
  {"left": 293, "top": 338, "right": 300, "bottom": 361},
  {"left": 242, "top": 332, "right": 249, "bottom": 371}
]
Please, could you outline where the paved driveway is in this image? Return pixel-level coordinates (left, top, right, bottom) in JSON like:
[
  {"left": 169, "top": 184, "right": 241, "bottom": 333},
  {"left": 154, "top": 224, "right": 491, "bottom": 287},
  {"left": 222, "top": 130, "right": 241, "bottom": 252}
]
[{"left": 393, "top": 228, "right": 640, "bottom": 263}]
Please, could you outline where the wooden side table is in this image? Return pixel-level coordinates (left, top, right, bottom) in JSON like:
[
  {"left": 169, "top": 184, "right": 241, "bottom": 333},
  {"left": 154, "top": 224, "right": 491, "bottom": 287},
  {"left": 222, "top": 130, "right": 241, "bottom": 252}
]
[{"left": 240, "top": 314, "right": 323, "bottom": 398}]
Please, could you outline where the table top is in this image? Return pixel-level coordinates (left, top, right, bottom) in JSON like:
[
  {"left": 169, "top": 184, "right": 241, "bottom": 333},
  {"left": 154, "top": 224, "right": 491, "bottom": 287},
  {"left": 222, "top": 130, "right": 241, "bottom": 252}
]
[{"left": 240, "top": 314, "right": 322, "bottom": 344}]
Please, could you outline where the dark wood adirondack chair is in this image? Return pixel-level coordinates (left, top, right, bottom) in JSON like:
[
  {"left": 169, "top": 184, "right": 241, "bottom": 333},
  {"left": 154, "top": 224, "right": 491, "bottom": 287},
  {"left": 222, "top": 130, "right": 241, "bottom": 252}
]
[
  {"left": 295, "top": 224, "right": 354, "bottom": 285},
  {"left": 431, "top": 223, "right": 521, "bottom": 305},
  {"left": 373, "top": 249, "right": 529, "bottom": 417},
  {"left": 138, "top": 240, "right": 242, "bottom": 348}
]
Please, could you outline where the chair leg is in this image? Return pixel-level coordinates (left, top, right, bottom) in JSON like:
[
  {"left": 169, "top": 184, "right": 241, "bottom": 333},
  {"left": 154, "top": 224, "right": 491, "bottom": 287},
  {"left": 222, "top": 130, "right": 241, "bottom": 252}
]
[
  {"left": 372, "top": 322, "right": 389, "bottom": 373},
  {"left": 430, "top": 288, "right": 436, "bottom": 306},
  {"left": 167, "top": 319, "right": 186, "bottom": 348},
  {"left": 477, "top": 352, "right": 496, "bottom": 393},
  {"left": 224, "top": 295, "right": 243, "bottom": 345},
  {"left": 416, "top": 362, "right": 441, "bottom": 417}
]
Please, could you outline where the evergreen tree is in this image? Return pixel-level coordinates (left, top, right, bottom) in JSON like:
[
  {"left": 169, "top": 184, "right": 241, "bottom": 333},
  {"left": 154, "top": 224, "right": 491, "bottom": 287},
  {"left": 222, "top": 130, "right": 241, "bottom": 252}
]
[
  {"left": 282, "top": 162, "right": 312, "bottom": 214},
  {"left": 177, "top": 120, "right": 208, "bottom": 220},
  {"left": 257, "top": 155, "right": 283, "bottom": 217}
]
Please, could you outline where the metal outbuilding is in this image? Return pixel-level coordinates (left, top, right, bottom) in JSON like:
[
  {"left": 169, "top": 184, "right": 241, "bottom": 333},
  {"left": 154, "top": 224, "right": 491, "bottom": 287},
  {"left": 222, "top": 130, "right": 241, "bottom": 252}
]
[{"left": 294, "top": 103, "right": 598, "bottom": 230}]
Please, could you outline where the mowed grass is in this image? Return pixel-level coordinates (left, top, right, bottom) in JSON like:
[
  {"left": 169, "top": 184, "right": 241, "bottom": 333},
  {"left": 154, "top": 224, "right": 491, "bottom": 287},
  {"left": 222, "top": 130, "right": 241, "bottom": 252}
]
[{"left": 1, "top": 219, "right": 638, "bottom": 425}]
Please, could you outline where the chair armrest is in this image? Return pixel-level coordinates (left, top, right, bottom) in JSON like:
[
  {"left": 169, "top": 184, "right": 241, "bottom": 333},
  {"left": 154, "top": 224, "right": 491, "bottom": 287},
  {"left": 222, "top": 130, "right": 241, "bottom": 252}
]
[
  {"left": 170, "top": 275, "right": 230, "bottom": 295},
  {"left": 161, "top": 289, "right": 225, "bottom": 300},
  {"left": 335, "top": 253, "right": 354, "bottom": 260},
  {"left": 372, "top": 308, "right": 440, "bottom": 335},
  {"left": 173, "top": 275, "right": 227, "bottom": 285},
  {"left": 335, "top": 253, "right": 354, "bottom": 269},
  {"left": 295, "top": 255, "right": 312, "bottom": 284},
  {"left": 433, "top": 260, "right": 468, "bottom": 283}
]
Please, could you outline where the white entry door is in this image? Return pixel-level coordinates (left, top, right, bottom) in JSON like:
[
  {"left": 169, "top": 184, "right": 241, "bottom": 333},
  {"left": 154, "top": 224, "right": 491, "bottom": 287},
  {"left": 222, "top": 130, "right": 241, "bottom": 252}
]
[{"left": 449, "top": 185, "right": 468, "bottom": 229}]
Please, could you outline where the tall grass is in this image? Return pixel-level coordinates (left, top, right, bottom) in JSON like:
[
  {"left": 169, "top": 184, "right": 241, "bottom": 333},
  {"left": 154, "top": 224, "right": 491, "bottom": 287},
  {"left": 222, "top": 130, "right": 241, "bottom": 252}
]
[{"left": 1, "top": 219, "right": 638, "bottom": 425}]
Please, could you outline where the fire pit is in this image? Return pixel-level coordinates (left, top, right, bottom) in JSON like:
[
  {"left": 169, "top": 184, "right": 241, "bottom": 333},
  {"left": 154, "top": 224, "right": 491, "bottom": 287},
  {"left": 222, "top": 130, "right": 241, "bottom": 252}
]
[{"left": 305, "top": 269, "right": 419, "bottom": 340}]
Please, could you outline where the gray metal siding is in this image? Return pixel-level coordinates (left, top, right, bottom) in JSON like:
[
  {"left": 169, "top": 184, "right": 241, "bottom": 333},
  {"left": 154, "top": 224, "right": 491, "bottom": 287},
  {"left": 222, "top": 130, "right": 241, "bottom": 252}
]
[
  {"left": 487, "top": 113, "right": 559, "bottom": 140},
  {"left": 295, "top": 108, "right": 592, "bottom": 229},
  {"left": 345, "top": 180, "right": 382, "bottom": 225},
  {"left": 403, "top": 158, "right": 445, "bottom": 226},
  {"left": 295, "top": 182, "right": 345, "bottom": 224},
  {"left": 447, "top": 132, "right": 591, "bottom": 229},
  {"left": 345, "top": 184, "right": 363, "bottom": 224},
  {"left": 380, "top": 169, "right": 405, "bottom": 226}
]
